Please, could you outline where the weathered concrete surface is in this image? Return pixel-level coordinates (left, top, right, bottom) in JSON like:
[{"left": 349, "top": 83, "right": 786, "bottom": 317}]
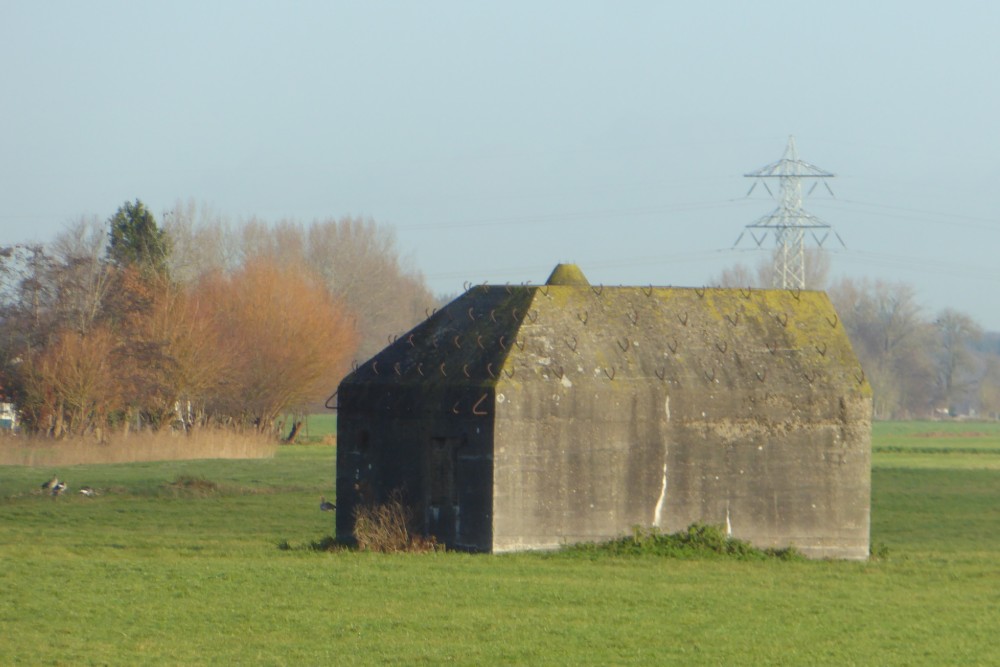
[{"left": 336, "top": 266, "right": 871, "bottom": 559}]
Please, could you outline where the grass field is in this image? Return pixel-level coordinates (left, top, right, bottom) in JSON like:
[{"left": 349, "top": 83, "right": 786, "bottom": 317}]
[{"left": 2, "top": 422, "right": 999, "bottom": 665}]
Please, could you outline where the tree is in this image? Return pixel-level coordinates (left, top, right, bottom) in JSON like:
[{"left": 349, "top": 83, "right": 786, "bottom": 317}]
[
  {"left": 107, "top": 199, "right": 172, "bottom": 276},
  {"left": 933, "top": 309, "right": 982, "bottom": 415},
  {"left": 197, "top": 258, "right": 358, "bottom": 429}
]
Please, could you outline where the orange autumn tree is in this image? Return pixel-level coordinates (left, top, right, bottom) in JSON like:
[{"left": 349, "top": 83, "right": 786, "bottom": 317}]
[{"left": 197, "top": 258, "right": 357, "bottom": 429}]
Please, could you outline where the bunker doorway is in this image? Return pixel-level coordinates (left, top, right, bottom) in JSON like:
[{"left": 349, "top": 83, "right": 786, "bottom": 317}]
[{"left": 424, "top": 436, "right": 460, "bottom": 544}]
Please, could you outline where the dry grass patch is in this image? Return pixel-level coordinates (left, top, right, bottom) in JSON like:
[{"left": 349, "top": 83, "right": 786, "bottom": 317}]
[{"left": 0, "top": 427, "right": 277, "bottom": 466}]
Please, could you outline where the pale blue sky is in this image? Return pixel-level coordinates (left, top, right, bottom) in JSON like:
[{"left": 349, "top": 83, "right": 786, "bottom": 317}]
[{"left": 3, "top": 2, "right": 999, "bottom": 329}]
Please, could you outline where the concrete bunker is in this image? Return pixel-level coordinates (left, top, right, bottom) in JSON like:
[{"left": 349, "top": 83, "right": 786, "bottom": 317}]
[{"left": 335, "top": 264, "right": 872, "bottom": 559}]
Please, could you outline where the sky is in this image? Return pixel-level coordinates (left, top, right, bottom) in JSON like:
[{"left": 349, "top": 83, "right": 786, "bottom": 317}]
[{"left": 3, "top": 2, "right": 999, "bottom": 330}]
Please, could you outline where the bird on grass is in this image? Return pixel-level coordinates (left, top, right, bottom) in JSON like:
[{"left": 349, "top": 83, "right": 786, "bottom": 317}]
[
  {"left": 79, "top": 486, "right": 97, "bottom": 497},
  {"left": 50, "top": 481, "right": 67, "bottom": 497},
  {"left": 320, "top": 496, "right": 336, "bottom": 512},
  {"left": 41, "top": 475, "right": 59, "bottom": 490}
]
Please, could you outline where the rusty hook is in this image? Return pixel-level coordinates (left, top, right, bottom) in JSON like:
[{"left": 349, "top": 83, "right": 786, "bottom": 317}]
[
  {"left": 514, "top": 338, "right": 525, "bottom": 351},
  {"left": 740, "top": 286, "right": 752, "bottom": 299},
  {"left": 479, "top": 282, "right": 490, "bottom": 293},
  {"left": 463, "top": 281, "right": 472, "bottom": 291},
  {"left": 452, "top": 401, "right": 461, "bottom": 414},
  {"left": 705, "top": 369, "right": 716, "bottom": 382},
  {"left": 725, "top": 312, "right": 740, "bottom": 326},
  {"left": 603, "top": 367, "right": 616, "bottom": 380},
  {"left": 324, "top": 390, "right": 338, "bottom": 410},
  {"left": 371, "top": 361, "right": 379, "bottom": 375},
  {"left": 417, "top": 362, "right": 424, "bottom": 376},
  {"left": 472, "top": 394, "right": 488, "bottom": 415},
  {"left": 617, "top": 337, "right": 630, "bottom": 352},
  {"left": 826, "top": 314, "right": 838, "bottom": 328},
  {"left": 393, "top": 362, "right": 402, "bottom": 376},
  {"left": 566, "top": 336, "right": 578, "bottom": 352},
  {"left": 439, "top": 363, "right": 447, "bottom": 377},
  {"left": 463, "top": 364, "right": 471, "bottom": 378},
  {"left": 555, "top": 366, "right": 564, "bottom": 379},
  {"left": 643, "top": 284, "right": 653, "bottom": 297},
  {"left": 540, "top": 284, "right": 550, "bottom": 296},
  {"left": 591, "top": 284, "right": 604, "bottom": 296},
  {"left": 627, "top": 311, "right": 639, "bottom": 325},
  {"left": 766, "top": 340, "right": 777, "bottom": 354},
  {"left": 715, "top": 340, "right": 728, "bottom": 354},
  {"left": 677, "top": 312, "right": 689, "bottom": 326},
  {"left": 527, "top": 310, "right": 538, "bottom": 323},
  {"left": 504, "top": 282, "right": 513, "bottom": 295},
  {"left": 577, "top": 310, "right": 589, "bottom": 325},
  {"left": 486, "top": 363, "right": 496, "bottom": 378},
  {"left": 790, "top": 288, "right": 801, "bottom": 301},
  {"left": 855, "top": 369, "right": 866, "bottom": 384},
  {"left": 755, "top": 370, "right": 767, "bottom": 382},
  {"left": 388, "top": 333, "right": 398, "bottom": 344},
  {"left": 695, "top": 287, "right": 705, "bottom": 298},
  {"left": 489, "top": 309, "right": 498, "bottom": 323},
  {"left": 667, "top": 338, "right": 678, "bottom": 354},
  {"left": 407, "top": 333, "right": 415, "bottom": 347},
  {"left": 503, "top": 368, "right": 515, "bottom": 379},
  {"left": 453, "top": 335, "right": 462, "bottom": 349},
  {"left": 425, "top": 307, "right": 437, "bottom": 319},
  {"left": 655, "top": 368, "right": 666, "bottom": 381},
  {"left": 498, "top": 335, "right": 507, "bottom": 351},
  {"left": 467, "top": 307, "right": 477, "bottom": 321},
  {"left": 477, "top": 335, "right": 485, "bottom": 350},
  {"left": 816, "top": 342, "right": 828, "bottom": 357},
  {"left": 776, "top": 313, "right": 788, "bottom": 328}
]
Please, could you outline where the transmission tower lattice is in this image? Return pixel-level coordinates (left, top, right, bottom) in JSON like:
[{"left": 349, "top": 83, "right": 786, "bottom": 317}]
[{"left": 736, "top": 136, "right": 841, "bottom": 289}]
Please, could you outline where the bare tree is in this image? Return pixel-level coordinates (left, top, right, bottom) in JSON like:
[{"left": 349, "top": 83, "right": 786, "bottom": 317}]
[{"left": 933, "top": 309, "right": 982, "bottom": 415}]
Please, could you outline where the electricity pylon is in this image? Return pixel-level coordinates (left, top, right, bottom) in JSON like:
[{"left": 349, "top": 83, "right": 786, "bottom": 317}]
[{"left": 736, "top": 136, "right": 841, "bottom": 289}]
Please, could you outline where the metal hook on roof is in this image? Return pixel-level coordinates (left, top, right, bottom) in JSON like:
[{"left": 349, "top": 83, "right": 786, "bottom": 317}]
[
  {"left": 453, "top": 335, "right": 463, "bottom": 349},
  {"left": 503, "top": 368, "right": 515, "bottom": 378},
  {"left": 790, "top": 288, "right": 801, "bottom": 301},
  {"left": 591, "top": 284, "right": 604, "bottom": 296},
  {"left": 468, "top": 307, "right": 477, "bottom": 321},
  {"left": 489, "top": 309, "right": 498, "bottom": 323},
  {"left": 527, "top": 310, "right": 538, "bottom": 323},
  {"left": 704, "top": 369, "right": 716, "bottom": 382},
  {"left": 756, "top": 370, "right": 767, "bottom": 383},
  {"left": 617, "top": 337, "right": 630, "bottom": 352},
  {"left": 740, "top": 287, "right": 752, "bottom": 299},
  {"left": 463, "top": 281, "right": 472, "bottom": 291},
  {"left": 439, "top": 363, "right": 448, "bottom": 377},
  {"left": 554, "top": 366, "right": 564, "bottom": 379},
  {"left": 407, "top": 333, "right": 415, "bottom": 347},
  {"left": 855, "top": 368, "right": 866, "bottom": 385},
  {"left": 643, "top": 285, "right": 653, "bottom": 297},
  {"left": 512, "top": 308, "right": 521, "bottom": 321},
  {"left": 479, "top": 282, "right": 490, "bottom": 293},
  {"left": 775, "top": 313, "right": 789, "bottom": 328},
  {"left": 816, "top": 342, "right": 828, "bottom": 357},
  {"left": 667, "top": 338, "right": 678, "bottom": 354},
  {"left": 539, "top": 284, "right": 550, "bottom": 296},
  {"left": 371, "top": 361, "right": 379, "bottom": 375},
  {"left": 463, "top": 364, "right": 471, "bottom": 378},
  {"left": 566, "top": 336, "right": 578, "bottom": 352},
  {"left": 803, "top": 371, "right": 816, "bottom": 384},
  {"left": 351, "top": 360, "right": 359, "bottom": 371},
  {"left": 472, "top": 394, "right": 489, "bottom": 415},
  {"left": 498, "top": 335, "right": 507, "bottom": 351},
  {"left": 766, "top": 340, "right": 778, "bottom": 354},
  {"left": 603, "top": 367, "right": 616, "bottom": 380},
  {"left": 476, "top": 335, "right": 485, "bottom": 350},
  {"left": 514, "top": 338, "right": 525, "bottom": 351},
  {"left": 677, "top": 312, "right": 689, "bottom": 326},
  {"left": 654, "top": 368, "right": 666, "bottom": 381},
  {"left": 826, "top": 314, "right": 839, "bottom": 328},
  {"left": 393, "top": 362, "right": 402, "bottom": 376},
  {"left": 417, "top": 363, "right": 425, "bottom": 376},
  {"left": 324, "top": 390, "right": 338, "bottom": 410},
  {"left": 504, "top": 283, "right": 513, "bottom": 295},
  {"left": 486, "top": 363, "right": 496, "bottom": 378},
  {"left": 452, "top": 401, "right": 461, "bottom": 414},
  {"left": 627, "top": 311, "right": 639, "bottom": 325},
  {"left": 715, "top": 340, "right": 728, "bottom": 354},
  {"left": 695, "top": 287, "right": 706, "bottom": 298},
  {"left": 577, "top": 310, "right": 589, "bottom": 325},
  {"left": 725, "top": 312, "right": 740, "bottom": 326}
]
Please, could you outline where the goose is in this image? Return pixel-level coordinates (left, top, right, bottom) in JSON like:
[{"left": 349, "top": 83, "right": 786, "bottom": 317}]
[
  {"left": 320, "top": 496, "right": 336, "bottom": 511},
  {"left": 51, "top": 481, "right": 67, "bottom": 497},
  {"left": 79, "top": 486, "right": 97, "bottom": 497},
  {"left": 41, "top": 475, "right": 59, "bottom": 490}
]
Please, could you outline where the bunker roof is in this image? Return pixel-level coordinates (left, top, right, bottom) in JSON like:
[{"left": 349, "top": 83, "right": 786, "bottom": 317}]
[{"left": 340, "top": 266, "right": 870, "bottom": 401}]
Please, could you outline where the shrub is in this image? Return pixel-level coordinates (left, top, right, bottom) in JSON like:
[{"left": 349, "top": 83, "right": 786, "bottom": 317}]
[
  {"left": 352, "top": 492, "right": 440, "bottom": 553},
  {"left": 562, "top": 523, "right": 804, "bottom": 561}
]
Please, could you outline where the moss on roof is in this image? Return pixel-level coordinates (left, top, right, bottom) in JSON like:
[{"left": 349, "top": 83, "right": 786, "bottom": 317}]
[{"left": 546, "top": 263, "right": 590, "bottom": 286}]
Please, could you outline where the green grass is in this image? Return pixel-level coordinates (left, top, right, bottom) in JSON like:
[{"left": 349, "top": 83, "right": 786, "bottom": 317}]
[{"left": 2, "top": 422, "right": 999, "bottom": 665}]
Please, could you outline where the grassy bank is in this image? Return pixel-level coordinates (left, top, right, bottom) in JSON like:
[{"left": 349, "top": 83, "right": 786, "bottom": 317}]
[{"left": 1, "top": 422, "right": 998, "bottom": 664}]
